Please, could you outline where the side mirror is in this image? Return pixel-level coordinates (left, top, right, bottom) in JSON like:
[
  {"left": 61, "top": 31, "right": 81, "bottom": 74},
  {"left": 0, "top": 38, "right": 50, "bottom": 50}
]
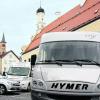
[
  {"left": 31, "top": 54, "right": 37, "bottom": 66},
  {"left": 29, "top": 71, "right": 32, "bottom": 77},
  {"left": 2, "top": 72, "right": 7, "bottom": 76}
]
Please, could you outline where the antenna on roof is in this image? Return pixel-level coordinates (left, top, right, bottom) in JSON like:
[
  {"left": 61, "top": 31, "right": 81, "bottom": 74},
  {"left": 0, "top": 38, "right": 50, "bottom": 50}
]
[
  {"left": 55, "top": 11, "right": 61, "bottom": 16},
  {"left": 55, "top": 11, "right": 61, "bottom": 18}
]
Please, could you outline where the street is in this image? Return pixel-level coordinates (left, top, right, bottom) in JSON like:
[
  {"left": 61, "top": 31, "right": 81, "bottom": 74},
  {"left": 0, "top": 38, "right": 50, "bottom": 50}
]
[
  {"left": 0, "top": 91, "right": 31, "bottom": 100},
  {"left": 0, "top": 92, "right": 92, "bottom": 100}
]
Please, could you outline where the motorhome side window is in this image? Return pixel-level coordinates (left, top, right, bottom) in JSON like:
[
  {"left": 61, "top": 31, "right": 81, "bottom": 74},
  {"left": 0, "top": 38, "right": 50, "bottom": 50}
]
[{"left": 36, "top": 41, "right": 100, "bottom": 64}]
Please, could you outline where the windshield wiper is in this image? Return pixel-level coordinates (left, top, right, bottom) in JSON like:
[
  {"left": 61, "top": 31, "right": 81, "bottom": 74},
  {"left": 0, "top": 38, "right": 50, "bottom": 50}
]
[
  {"left": 39, "top": 60, "right": 82, "bottom": 66},
  {"left": 73, "top": 59, "right": 100, "bottom": 67},
  {"left": 7, "top": 73, "right": 17, "bottom": 75},
  {"left": 40, "top": 60, "right": 63, "bottom": 66},
  {"left": 55, "top": 60, "right": 82, "bottom": 66}
]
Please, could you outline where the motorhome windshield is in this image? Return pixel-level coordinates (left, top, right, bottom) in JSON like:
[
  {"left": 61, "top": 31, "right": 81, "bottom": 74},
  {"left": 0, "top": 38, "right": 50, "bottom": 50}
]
[
  {"left": 37, "top": 41, "right": 100, "bottom": 64},
  {"left": 7, "top": 67, "right": 30, "bottom": 76}
]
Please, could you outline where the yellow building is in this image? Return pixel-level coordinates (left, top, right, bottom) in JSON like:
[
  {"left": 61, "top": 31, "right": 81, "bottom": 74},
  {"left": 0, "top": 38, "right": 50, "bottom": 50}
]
[
  {"left": 77, "top": 19, "right": 100, "bottom": 32},
  {"left": 22, "top": 48, "right": 39, "bottom": 62}
]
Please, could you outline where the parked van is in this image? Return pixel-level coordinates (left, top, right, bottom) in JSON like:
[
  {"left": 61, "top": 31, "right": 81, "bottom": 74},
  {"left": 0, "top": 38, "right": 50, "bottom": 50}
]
[
  {"left": 31, "top": 32, "right": 100, "bottom": 100},
  {"left": 6, "top": 62, "right": 31, "bottom": 91}
]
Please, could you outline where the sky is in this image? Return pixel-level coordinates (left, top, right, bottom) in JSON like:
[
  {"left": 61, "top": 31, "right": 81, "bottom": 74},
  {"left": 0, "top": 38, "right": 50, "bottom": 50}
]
[{"left": 0, "top": 0, "right": 82, "bottom": 56}]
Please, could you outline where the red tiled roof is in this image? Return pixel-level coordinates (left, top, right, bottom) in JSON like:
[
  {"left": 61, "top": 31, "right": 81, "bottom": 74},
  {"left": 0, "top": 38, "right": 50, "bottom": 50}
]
[{"left": 24, "top": 0, "right": 100, "bottom": 54}]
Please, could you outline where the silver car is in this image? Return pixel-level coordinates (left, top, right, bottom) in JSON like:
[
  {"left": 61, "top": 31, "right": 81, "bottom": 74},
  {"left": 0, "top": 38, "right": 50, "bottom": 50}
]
[{"left": 0, "top": 75, "right": 20, "bottom": 95}]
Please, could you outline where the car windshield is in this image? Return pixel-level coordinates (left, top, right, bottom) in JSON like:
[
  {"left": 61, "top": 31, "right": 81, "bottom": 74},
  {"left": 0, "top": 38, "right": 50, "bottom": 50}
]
[
  {"left": 36, "top": 41, "right": 100, "bottom": 65},
  {"left": 7, "top": 67, "right": 30, "bottom": 76}
]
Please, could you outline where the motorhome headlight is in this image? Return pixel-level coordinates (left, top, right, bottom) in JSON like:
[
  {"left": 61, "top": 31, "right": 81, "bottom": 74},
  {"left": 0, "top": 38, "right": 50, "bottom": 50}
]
[
  {"left": 33, "top": 80, "right": 37, "bottom": 86},
  {"left": 32, "top": 79, "right": 46, "bottom": 89},
  {"left": 97, "top": 84, "right": 100, "bottom": 89},
  {"left": 38, "top": 81, "right": 44, "bottom": 87}
]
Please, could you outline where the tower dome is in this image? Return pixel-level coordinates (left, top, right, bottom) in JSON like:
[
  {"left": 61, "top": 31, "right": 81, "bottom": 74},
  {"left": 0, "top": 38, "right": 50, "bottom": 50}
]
[{"left": 36, "top": 7, "right": 45, "bottom": 13}]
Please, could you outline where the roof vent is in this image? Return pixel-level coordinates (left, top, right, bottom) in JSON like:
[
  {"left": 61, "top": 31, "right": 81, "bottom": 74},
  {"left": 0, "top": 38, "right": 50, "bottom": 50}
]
[
  {"left": 94, "top": 9, "right": 99, "bottom": 14},
  {"left": 62, "top": 26, "right": 67, "bottom": 30}
]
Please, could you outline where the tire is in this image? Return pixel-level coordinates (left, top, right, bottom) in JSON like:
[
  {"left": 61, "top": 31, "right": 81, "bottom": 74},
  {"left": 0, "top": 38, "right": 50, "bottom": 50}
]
[{"left": 0, "top": 85, "right": 6, "bottom": 95}]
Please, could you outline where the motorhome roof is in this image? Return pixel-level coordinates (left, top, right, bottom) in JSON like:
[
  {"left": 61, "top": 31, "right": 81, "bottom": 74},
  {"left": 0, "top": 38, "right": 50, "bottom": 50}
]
[{"left": 41, "top": 32, "right": 100, "bottom": 43}]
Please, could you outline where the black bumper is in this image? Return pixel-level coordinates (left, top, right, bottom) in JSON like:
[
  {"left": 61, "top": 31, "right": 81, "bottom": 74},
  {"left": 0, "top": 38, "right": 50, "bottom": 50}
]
[{"left": 31, "top": 90, "right": 98, "bottom": 100}]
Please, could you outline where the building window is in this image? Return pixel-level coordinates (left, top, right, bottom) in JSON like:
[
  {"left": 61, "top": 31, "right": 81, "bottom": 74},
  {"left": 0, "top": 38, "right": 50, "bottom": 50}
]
[
  {"left": 2, "top": 44, "right": 5, "bottom": 47},
  {"left": 9, "top": 54, "right": 12, "bottom": 58},
  {"left": 2, "top": 52, "right": 5, "bottom": 54}
]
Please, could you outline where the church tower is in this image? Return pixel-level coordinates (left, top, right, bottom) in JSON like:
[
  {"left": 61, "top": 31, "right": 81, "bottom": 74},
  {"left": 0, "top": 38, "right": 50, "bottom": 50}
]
[
  {"left": 31, "top": 1, "right": 45, "bottom": 41},
  {"left": 36, "top": 4, "right": 45, "bottom": 33},
  {"left": 0, "top": 33, "right": 6, "bottom": 55}
]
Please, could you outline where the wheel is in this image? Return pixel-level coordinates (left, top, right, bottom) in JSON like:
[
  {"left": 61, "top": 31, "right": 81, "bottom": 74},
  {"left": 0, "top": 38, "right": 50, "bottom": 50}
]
[
  {"left": 27, "top": 83, "right": 31, "bottom": 92},
  {"left": 0, "top": 85, "right": 6, "bottom": 95}
]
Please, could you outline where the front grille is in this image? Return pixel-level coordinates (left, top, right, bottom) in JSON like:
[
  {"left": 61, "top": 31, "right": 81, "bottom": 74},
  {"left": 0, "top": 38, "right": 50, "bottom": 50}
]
[
  {"left": 11, "top": 87, "right": 20, "bottom": 90},
  {"left": 12, "top": 83, "right": 20, "bottom": 86},
  {"left": 31, "top": 90, "right": 92, "bottom": 100},
  {"left": 47, "top": 94, "right": 91, "bottom": 100}
]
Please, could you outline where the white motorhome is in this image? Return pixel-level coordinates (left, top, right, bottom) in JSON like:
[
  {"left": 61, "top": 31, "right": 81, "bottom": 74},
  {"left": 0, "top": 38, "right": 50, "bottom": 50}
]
[
  {"left": 31, "top": 32, "right": 100, "bottom": 100},
  {"left": 6, "top": 62, "right": 31, "bottom": 91}
]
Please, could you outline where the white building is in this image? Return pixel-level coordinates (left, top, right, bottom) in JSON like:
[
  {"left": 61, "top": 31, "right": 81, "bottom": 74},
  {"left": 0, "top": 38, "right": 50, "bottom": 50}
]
[{"left": 0, "top": 34, "right": 20, "bottom": 74}]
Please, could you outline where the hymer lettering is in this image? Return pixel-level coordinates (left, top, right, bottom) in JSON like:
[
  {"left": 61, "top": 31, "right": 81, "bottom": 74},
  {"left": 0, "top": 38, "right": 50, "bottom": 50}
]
[
  {"left": 51, "top": 83, "right": 88, "bottom": 90},
  {"left": 51, "top": 83, "right": 59, "bottom": 89}
]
